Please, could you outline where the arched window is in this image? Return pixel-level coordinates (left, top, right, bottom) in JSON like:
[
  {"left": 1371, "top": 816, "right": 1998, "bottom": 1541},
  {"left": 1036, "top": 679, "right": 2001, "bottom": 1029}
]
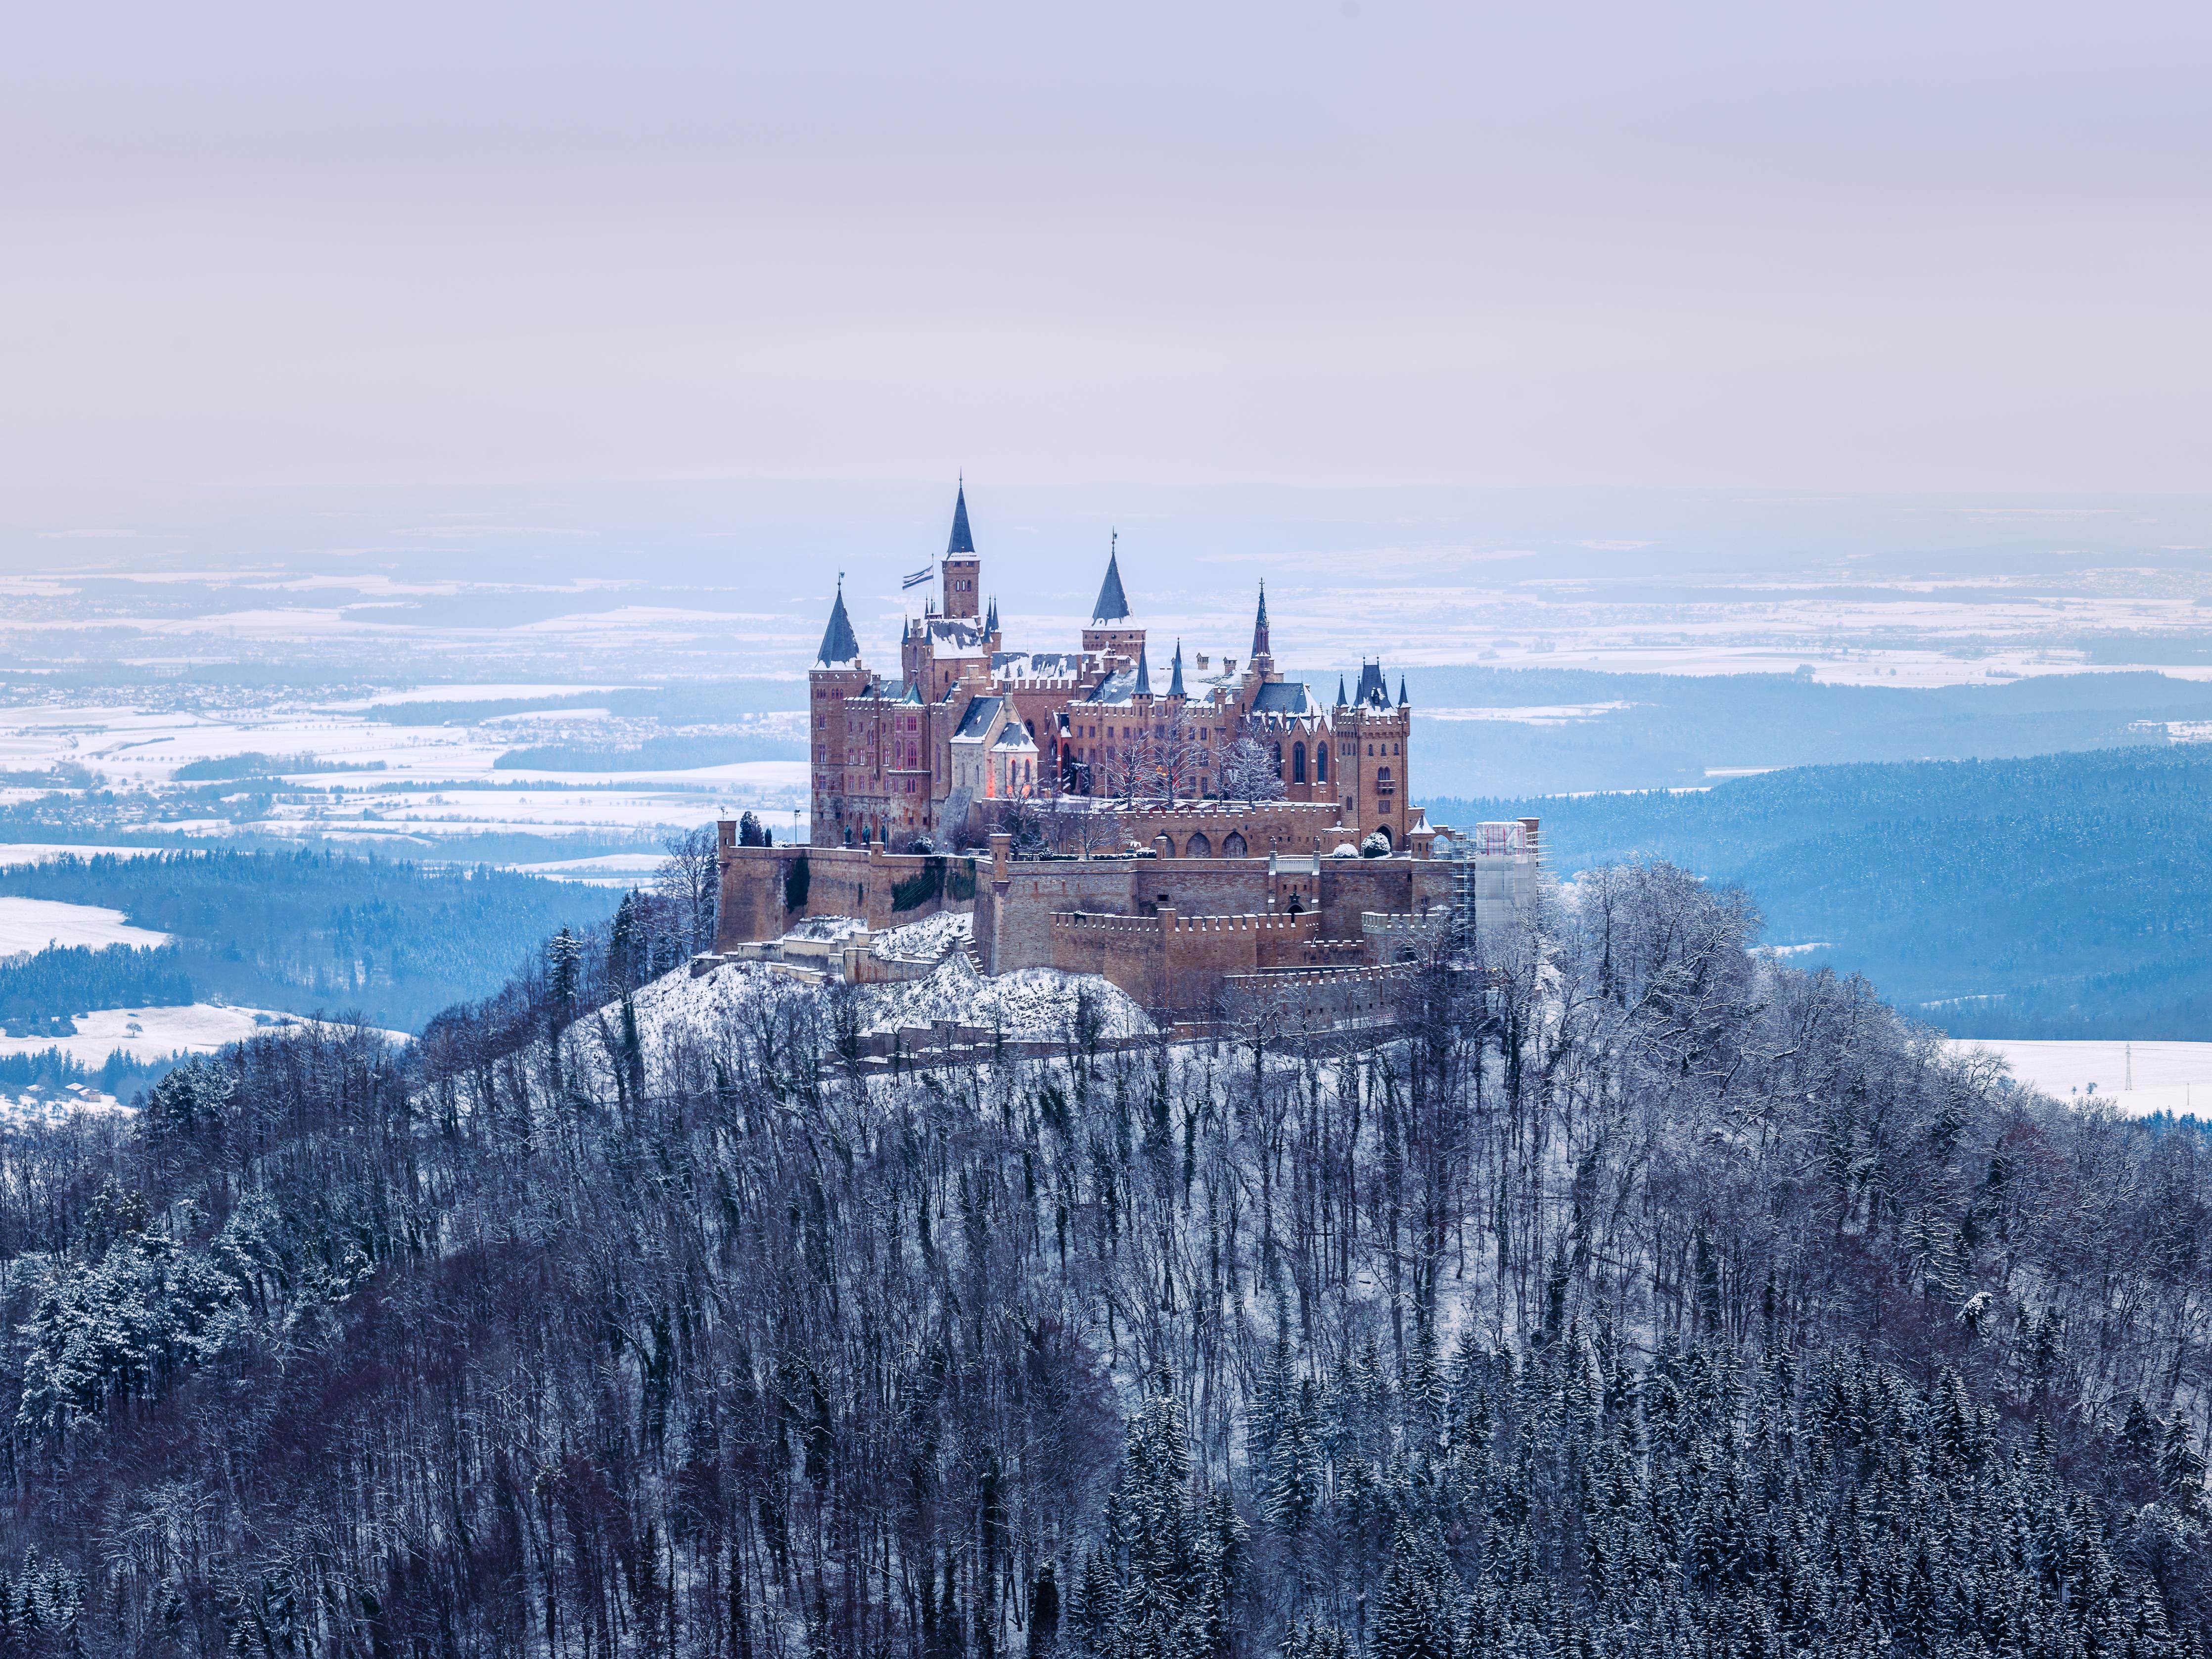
[
  {"left": 1185, "top": 832, "right": 1213, "bottom": 857},
  {"left": 1223, "top": 831, "right": 1248, "bottom": 858},
  {"left": 1316, "top": 744, "right": 1327, "bottom": 782},
  {"left": 1292, "top": 742, "right": 1306, "bottom": 783}
]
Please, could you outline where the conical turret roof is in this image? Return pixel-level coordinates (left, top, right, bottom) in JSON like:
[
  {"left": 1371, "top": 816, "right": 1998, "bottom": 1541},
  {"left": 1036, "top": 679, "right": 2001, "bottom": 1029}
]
[
  {"left": 947, "top": 482, "right": 975, "bottom": 556},
  {"left": 1093, "top": 535, "right": 1131, "bottom": 622},
  {"left": 1251, "top": 582, "right": 1271, "bottom": 658},
  {"left": 1168, "top": 639, "right": 1187, "bottom": 697},
  {"left": 817, "top": 581, "right": 860, "bottom": 666},
  {"left": 1134, "top": 645, "right": 1152, "bottom": 695}
]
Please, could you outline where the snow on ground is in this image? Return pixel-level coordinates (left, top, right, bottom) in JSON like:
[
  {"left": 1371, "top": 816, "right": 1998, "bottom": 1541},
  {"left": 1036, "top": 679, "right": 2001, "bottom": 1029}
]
[
  {"left": 599, "top": 956, "right": 1153, "bottom": 1086},
  {"left": 863, "top": 960, "right": 1152, "bottom": 1039},
  {"left": 787, "top": 915, "right": 867, "bottom": 941},
  {"left": 872, "top": 911, "right": 972, "bottom": 960},
  {"left": 0, "top": 1090, "right": 137, "bottom": 1129},
  {"left": 0, "top": 844, "right": 170, "bottom": 868},
  {"left": 502, "top": 852, "right": 667, "bottom": 886},
  {"left": 0, "top": 897, "right": 168, "bottom": 952},
  {"left": 0, "top": 1004, "right": 406, "bottom": 1067},
  {"left": 1947, "top": 1038, "right": 2212, "bottom": 1117}
]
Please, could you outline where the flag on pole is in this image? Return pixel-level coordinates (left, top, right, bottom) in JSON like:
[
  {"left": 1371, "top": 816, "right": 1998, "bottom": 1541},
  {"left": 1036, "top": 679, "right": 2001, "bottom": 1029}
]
[{"left": 901, "top": 566, "right": 933, "bottom": 591}]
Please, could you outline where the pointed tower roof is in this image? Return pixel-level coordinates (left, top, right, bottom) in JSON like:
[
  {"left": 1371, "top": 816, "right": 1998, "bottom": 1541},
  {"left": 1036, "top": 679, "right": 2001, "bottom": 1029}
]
[
  {"left": 1398, "top": 674, "right": 1408, "bottom": 707},
  {"left": 1092, "top": 533, "right": 1132, "bottom": 622},
  {"left": 985, "top": 595, "right": 999, "bottom": 634},
  {"left": 1168, "top": 639, "right": 1187, "bottom": 698},
  {"left": 1355, "top": 660, "right": 1389, "bottom": 708},
  {"left": 947, "top": 480, "right": 975, "bottom": 556},
  {"left": 1337, "top": 674, "right": 1348, "bottom": 706},
  {"left": 816, "top": 579, "right": 860, "bottom": 666},
  {"left": 1133, "top": 645, "right": 1152, "bottom": 696},
  {"left": 1251, "top": 582, "right": 1272, "bottom": 659}
]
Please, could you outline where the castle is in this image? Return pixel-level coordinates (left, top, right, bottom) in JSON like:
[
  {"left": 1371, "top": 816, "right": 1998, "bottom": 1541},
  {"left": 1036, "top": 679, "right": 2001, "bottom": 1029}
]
[{"left": 717, "top": 485, "right": 1538, "bottom": 1015}]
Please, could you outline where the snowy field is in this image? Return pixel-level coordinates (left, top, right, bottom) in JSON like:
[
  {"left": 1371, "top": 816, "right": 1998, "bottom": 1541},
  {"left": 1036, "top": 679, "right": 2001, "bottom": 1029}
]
[
  {"left": 0, "top": 1003, "right": 404, "bottom": 1067},
  {"left": 1947, "top": 1038, "right": 2212, "bottom": 1117},
  {"left": 0, "top": 897, "right": 168, "bottom": 953},
  {"left": 0, "top": 690, "right": 807, "bottom": 852}
]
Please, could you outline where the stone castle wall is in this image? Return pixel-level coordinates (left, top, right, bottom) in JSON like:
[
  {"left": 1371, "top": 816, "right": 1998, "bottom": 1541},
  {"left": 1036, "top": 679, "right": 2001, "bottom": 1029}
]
[{"left": 715, "top": 835, "right": 975, "bottom": 951}]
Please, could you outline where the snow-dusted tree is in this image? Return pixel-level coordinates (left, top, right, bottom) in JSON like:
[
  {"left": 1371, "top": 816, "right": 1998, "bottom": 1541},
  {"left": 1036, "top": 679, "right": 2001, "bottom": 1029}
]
[
  {"left": 656, "top": 823, "right": 720, "bottom": 954},
  {"left": 546, "top": 926, "right": 583, "bottom": 1017},
  {"left": 1052, "top": 801, "right": 1124, "bottom": 859},
  {"left": 1152, "top": 710, "right": 1211, "bottom": 803},
  {"left": 1218, "top": 734, "right": 1286, "bottom": 804}
]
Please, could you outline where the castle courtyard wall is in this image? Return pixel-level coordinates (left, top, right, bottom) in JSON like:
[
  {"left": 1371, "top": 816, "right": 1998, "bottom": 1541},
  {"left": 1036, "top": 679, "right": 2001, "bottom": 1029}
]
[{"left": 715, "top": 840, "right": 975, "bottom": 951}]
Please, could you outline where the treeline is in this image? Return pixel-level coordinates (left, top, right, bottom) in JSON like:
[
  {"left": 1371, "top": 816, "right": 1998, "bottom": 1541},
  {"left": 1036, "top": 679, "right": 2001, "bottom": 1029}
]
[
  {"left": 1435, "top": 742, "right": 2212, "bottom": 1038},
  {"left": 0, "top": 944, "right": 195, "bottom": 1025},
  {"left": 0, "top": 850, "right": 622, "bottom": 1031},
  {"left": 2, "top": 865, "right": 2211, "bottom": 1653},
  {"left": 169, "top": 752, "right": 386, "bottom": 780}
]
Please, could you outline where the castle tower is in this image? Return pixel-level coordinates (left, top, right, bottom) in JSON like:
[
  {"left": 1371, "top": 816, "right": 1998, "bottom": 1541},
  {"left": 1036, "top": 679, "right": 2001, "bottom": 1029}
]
[
  {"left": 1250, "top": 582, "right": 1273, "bottom": 674},
  {"left": 1081, "top": 532, "right": 1146, "bottom": 662},
  {"left": 941, "top": 481, "right": 980, "bottom": 621},
  {"left": 809, "top": 578, "right": 874, "bottom": 846},
  {"left": 1332, "top": 658, "right": 1413, "bottom": 847}
]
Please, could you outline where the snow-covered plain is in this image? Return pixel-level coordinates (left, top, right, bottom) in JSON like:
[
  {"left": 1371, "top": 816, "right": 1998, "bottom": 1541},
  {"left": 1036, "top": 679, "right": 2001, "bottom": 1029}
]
[
  {"left": 0, "top": 1004, "right": 405, "bottom": 1067},
  {"left": 0, "top": 897, "right": 168, "bottom": 952},
  {"left": 1946, "top": 1038, "right": 2212, "bottom": 1118}
]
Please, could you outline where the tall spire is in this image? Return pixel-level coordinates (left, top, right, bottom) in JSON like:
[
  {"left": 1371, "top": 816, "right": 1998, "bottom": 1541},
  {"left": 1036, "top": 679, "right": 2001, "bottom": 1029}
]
[
  {"left": 947, "top": 478, "right": 975, "bottom": 555},
  {"left": 1337, "top": 673, "right": 1347, "bottom": 707},
  {"left": 1134, "top": 644, "right": 1152, "bottom": 696},
  {"left": 1168, "top": 639, "right": 1187, "bottom": 698},
  {"left": 1251, "top": 582, "right": 1271, "bottom": 660},
  {"left": 1398, "top": 674, "right": 1408, "bottom": 707},
  {"left": 1092, "top": 531, "right": 1131, "bottom": 622},
  {"left": 816, "top": 576, "right": 860, "bottom": 666},
  {"left": 985, "top": 595, "right": 999, "bottom": 634}
]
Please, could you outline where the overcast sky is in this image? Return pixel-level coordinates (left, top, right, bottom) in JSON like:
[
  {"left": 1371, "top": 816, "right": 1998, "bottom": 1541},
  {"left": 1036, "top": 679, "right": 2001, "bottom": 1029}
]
[{"left": 3, "top": 0, "right": 2207, "bottom": 498}]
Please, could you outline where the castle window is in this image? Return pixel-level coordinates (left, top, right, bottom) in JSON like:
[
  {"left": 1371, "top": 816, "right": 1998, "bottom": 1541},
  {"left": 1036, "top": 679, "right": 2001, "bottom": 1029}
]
[
  {"left": 1291, "top": 742, "right": 1306, "bottom": 783},
  {"left": 1316, "top": 746, "right": 1328, "bottom": 782}
]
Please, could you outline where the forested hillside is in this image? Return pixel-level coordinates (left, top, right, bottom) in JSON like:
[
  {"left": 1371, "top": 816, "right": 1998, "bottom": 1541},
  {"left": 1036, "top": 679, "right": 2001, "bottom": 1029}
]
[
  {"left": 0, "top": 850, "right": 622, "bottom": 1031},
  {"left": 1433, "top": 743, "right": 2212, "bottom": 1039},
  {"left": 5, "top": 867, "right": 2211, "bottom": 1654}
]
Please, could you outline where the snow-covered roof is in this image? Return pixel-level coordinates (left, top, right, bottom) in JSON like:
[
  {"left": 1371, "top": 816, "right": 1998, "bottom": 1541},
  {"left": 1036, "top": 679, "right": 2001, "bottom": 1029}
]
[
  {"left": 993, "top": 724, "right": 1037, "bottom": 751},
  {"left": 925, "top": 618, "right": 986, "bottom": 656},
  {"left": 1251, "top": 681, "right": 1317, "bottom": 716},
  {"left": 1086, "top": 667, "right": 1141, "bottom": 705},
  {"left": 952, "top": 695, "right": 1005, "bottom": 740}
]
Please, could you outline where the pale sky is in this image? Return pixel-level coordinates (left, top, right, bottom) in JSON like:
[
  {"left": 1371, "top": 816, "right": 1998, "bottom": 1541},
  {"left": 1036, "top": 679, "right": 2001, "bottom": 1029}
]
[{"left": 3, "top": 0, "right": 2208, "bottom": 496}]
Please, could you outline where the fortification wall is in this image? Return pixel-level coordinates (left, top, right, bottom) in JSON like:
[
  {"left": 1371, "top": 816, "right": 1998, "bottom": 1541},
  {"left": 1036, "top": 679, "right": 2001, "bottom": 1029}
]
[
  {"left": 977, "top": 862, "right": 1136, "bottom": 973},
  {"left": 1119, "top": 801, "right": 1349, "bottom": 858},
  {"left": 1042, "top": 907, "right": 1327, "bottom": 1010},
  {"left": 715, "top": 835, "right": 976, "bottom": 949}
]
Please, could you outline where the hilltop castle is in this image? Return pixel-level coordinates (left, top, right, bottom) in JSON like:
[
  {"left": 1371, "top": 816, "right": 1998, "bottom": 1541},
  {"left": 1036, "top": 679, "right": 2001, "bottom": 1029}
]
[
  {"left": 808, "top": 482, "right": 1417, "bottom": 854},
  {"left": 717, "top": 484, "right": 1538, "bottom": 1016}
]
